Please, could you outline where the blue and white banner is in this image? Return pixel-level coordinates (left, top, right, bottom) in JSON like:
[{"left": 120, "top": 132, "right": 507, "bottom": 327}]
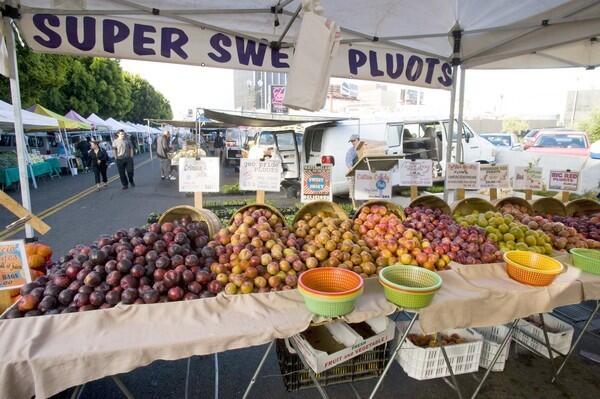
[{"left": 19, "top": 13, "right": 453, "bottom": 90}]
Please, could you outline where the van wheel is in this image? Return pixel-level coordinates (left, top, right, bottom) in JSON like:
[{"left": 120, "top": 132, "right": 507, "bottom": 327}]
[{"left": 286, "top": 186, "right": 299, "bottom": 199}]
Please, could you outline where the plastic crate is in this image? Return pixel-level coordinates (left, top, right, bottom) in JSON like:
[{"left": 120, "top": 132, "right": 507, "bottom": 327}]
[
  {"left": 396, "top": 320, "right": 483, "bottom": 380},
  {"left": 275, "top": 338, "right": 389, "bottom": 392},
  {"left": 474, "top": 325, "right": 512, "bottom": 372},
  {"left": 513, "top": 313, "right": 574, "bottom": 359}
]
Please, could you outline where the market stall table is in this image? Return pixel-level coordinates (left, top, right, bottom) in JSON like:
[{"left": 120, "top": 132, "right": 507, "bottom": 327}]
[
  {"left": 2, "top": 262, "right": 600, "bottom": 399},
  {"left": 0, "top": 159, "right": 59, "bottom": 188}
]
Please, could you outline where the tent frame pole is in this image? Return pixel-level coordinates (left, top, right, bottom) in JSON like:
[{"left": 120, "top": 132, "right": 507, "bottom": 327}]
[
  {"left": 443, "top": 28, "right": 461, "bottom": 203},
  {"left": 456, "top": 67, "right": 466, "bottom": 163},
  {"left": 442, "top": 66, "right": 458, "bottom": 204},
  {"left": 4, "top": 16, "right": 34, "bottom": 239}
]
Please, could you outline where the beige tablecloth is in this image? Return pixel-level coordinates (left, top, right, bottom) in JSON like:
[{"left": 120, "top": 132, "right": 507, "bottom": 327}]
[
  {"left": 2, "top": 261, "right": 600, "bottom": 399},
  {"left": 0, "top": 278, "right": 395, "bottom": 399}
]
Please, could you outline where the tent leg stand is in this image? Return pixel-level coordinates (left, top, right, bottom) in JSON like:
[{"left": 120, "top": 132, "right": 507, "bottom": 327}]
[
  {"left": 288, "top": 337, "right": 330, "bottom": 399},
  {"left": 368, "top": 311, "right": 418, "bottom": 399},
  {"left": 539, "top": 313, "right": 556, "bottom": 374},
  {"left": 242, "top": 340, "right": 274, "bottom": 399},
  {"left": 553, "top": 300, "right": 600, "bottom": 383},
  {"left": 111, "top": 375, "right": 135, "bottom": 399},
  {"left": 438, "top": 333, "right": 463, "bottom": 399},
  {"left": 69, "top": 383, "right": 85, "bottom": 399},
  {"left": 470, "top": 319, "right": 519, "bottom": 399}
]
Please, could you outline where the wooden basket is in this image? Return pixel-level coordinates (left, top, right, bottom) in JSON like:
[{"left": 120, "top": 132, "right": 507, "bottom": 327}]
[
  {"left": 158, "top": 205, "right": 222, "bottom": 238},
  {"left": 495, "top": 197, "right": 534, "bottom": 215},
  {"left": 292, "top": 201, "right": 348, "bottom": 225},
  {"left": 408, "top": 195, "right": 451, "bottom": 215},
  {"left": 565, "top": 199, "right": 600, "bottom": 217},
  {"left": 353, "top": 200, "right": 405, "bottom": 220},
  {"left": 451, "top": 198, "right": 495, "bottom": 216},
  {"left": 230, "top": 203, "right": 286, "bottom": 227},
  {"left": 531, "top": 197, "right": 567, "bottom": 217}
]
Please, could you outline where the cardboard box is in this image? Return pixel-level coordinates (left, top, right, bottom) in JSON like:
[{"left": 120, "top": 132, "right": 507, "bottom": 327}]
[{"left": 290, "top": 316, "right": 395, "bottom": 373}]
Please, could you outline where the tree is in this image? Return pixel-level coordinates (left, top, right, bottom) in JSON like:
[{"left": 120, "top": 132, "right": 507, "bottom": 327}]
[
  {"left": 502, "top": 118, "right": 529, "bottom": 134},
  {"left": 0, "top": 46, "right": 71, "bottom": 110},
  {"left": 60, "top": 59, "right": 99, "bottom": 116},
  {"left": 124, "top": 73, "right": 173, "bottom": 123},
  {"left": 577, "top": 108, "right": 600, "bottom": 144},
  {"left": 1, "top": 46, "right": 171, "bottom": 121},
  {"left": 88, "top": 58, "right": 132, "bottom": 119}
]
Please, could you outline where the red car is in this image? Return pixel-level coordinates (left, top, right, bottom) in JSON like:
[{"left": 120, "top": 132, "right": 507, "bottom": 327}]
[{"left": 525, "top": 130, "right": 590, "bottom": 157}]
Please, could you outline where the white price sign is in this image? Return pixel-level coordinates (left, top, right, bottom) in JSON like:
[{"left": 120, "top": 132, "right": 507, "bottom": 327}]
[
  {"left": 513, "top": 166, "right": 543, "bottom": 190},
  {"left": 239, "top": 159, "right": 282, "bottom": 192},
  {"left": 479, "top": 164, "right": 509, "bottom": 188},
  {"left": 354, "top": 170, "right": 392, "bottom": 200},
  {"left": 446, "top": 163, "right": 480, "bottom": 189},
  {"left": 549, "top": 170, "right": 579, "bottom": 192},
  {"left": 178, "top": 157, "right": 220, "bottom": 192},
  {"left": 397, "top": 159, "right": 433, "bottom": 186}
]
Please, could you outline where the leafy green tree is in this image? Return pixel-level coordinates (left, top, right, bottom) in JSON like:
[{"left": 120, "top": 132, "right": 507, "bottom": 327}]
[
  {"left": 577, "top": 108, "right": 600, "bottom": 143},
  {"left": 124, "top": 73, "right": 173, "bottom": 123},
  {"left": 1, "top": 46, "right": 171, "bottom": 121},
  {"left": 61, "top": 59, "right": 99, "bottom": 116},
  {"left": 0, "top": 45, "right": 70, "bottom": 110},
  {"left": 88, "top": 58, "right": 132, "bottom": 119}
]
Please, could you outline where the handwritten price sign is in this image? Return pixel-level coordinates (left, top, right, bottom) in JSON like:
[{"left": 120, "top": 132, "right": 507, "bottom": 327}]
[
  {"left": 479, "top": 164, "right": 509, "bottom": 188},
  {"left": 549, "top": 170, "right": 579, "bottom": 192},
  {"left": 0, "top": 240, "right": 31, "bottom": 291},
  {"left": 446, "top": 163, "right": 480, "bottom": 189},
  {"left": 397, "top": 159, "right": 433, "bottom": 186},
  {"left": 239, "top": 159, "right": 282, "bottom": 192},
  {"left": 513, "top": 166, "right": 543, "bottom": 190}
]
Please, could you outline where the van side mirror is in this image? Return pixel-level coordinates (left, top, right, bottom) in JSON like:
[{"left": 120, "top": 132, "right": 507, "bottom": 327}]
[{"left": 464, "top": 134, "right": 470, "bottom": 143}]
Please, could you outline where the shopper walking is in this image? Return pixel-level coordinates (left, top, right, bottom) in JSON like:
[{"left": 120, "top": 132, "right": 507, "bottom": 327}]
[
  {"left": 345, "top": 134, "right": 360, "bottom": 209},
  {"left": 214, "top": 131, "right": 225, "bottom": 163},
  {"left": 89, "top": 140, "right": 108, "bottom": 190},
  {"left": 77, "top": 137, "right": 91, "bottom": 172},
  {"left": 157, "top": 130, "right": 176, "bottom": 180},
  {"left": 113, "top": 130, "right": 135, "bottom": 189}
]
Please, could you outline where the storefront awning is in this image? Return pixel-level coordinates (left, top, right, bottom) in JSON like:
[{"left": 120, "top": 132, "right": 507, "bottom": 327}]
[{"left": 203, "top": 109, "right": 347, "bottom": 128}]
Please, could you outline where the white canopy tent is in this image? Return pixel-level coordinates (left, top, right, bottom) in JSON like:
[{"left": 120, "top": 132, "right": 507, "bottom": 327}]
[
  {"left": 119, "top": 121, "right": 139, "bottom": 133},
  {"left": 2, "top": 0, "right": 599, "bottom": 236},
  {"left": 0, "top": 99, "right": 58, "bottom": 130},
  {"left": 86, "top": 113, "right": 111, "bottom": 130},
  {"left": 103, "top": 117, "right": 130, "bottom": 132}
]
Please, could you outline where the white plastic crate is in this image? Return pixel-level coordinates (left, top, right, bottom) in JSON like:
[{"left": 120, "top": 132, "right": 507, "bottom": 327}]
[
  {"left": 396, "top": 320, "right": 483, "bottom": 380},
  {"left": 513, "top": 313, "right": 574, "bottom": 359},
  {"left": 474, "top": 325, "right": 512, "bottom": 372}
]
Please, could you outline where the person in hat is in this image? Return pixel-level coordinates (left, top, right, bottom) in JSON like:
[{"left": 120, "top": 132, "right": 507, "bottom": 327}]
[
  {"left": 346, "top": 134, "right": 360, "bottom": 208},
  {"left": 89, "top": 140, "right": 108, "bottom": 190},
  {"left": 113, "top": 129, "right": 135, "bottom": 189}
]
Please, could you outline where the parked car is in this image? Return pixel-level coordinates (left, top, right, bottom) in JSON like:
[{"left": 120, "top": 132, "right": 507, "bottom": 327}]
[
  {"left": 522, "top": 128, "right": 540, "bottom": 149},
  {"left": 481, "top": 133, "right": 522, "bottom": 150},
  {"left": 525, "top": 130, "right": 590, "bottom": 157}
]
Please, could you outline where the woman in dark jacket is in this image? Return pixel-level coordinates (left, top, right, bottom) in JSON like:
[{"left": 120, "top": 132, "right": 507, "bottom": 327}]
[{"left": 89, "top": 141, "right": 109, "bottom": 190}]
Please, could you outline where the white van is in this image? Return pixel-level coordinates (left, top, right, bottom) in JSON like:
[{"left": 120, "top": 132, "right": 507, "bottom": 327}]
[
  {"left": 251, "top": 118, "right": 495, "bottom": 196},
  {"left": 245, "top": 129, "right": 303, "bottom": 182}
]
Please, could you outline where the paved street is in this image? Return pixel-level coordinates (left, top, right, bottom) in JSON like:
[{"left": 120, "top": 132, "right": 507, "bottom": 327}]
[{"left": 2, "top": 156, "right": 600, "bottom": 399}]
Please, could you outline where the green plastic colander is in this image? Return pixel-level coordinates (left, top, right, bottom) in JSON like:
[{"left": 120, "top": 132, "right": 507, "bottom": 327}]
[
  {"left": 570, "top": 248, "right": 600, "bottom": 275},
  {"left": 299, "top": 291, "right": 360, "bottom": 317},
  {"left": 378, "top": 265, "right": 442, "bottom": 309}
]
